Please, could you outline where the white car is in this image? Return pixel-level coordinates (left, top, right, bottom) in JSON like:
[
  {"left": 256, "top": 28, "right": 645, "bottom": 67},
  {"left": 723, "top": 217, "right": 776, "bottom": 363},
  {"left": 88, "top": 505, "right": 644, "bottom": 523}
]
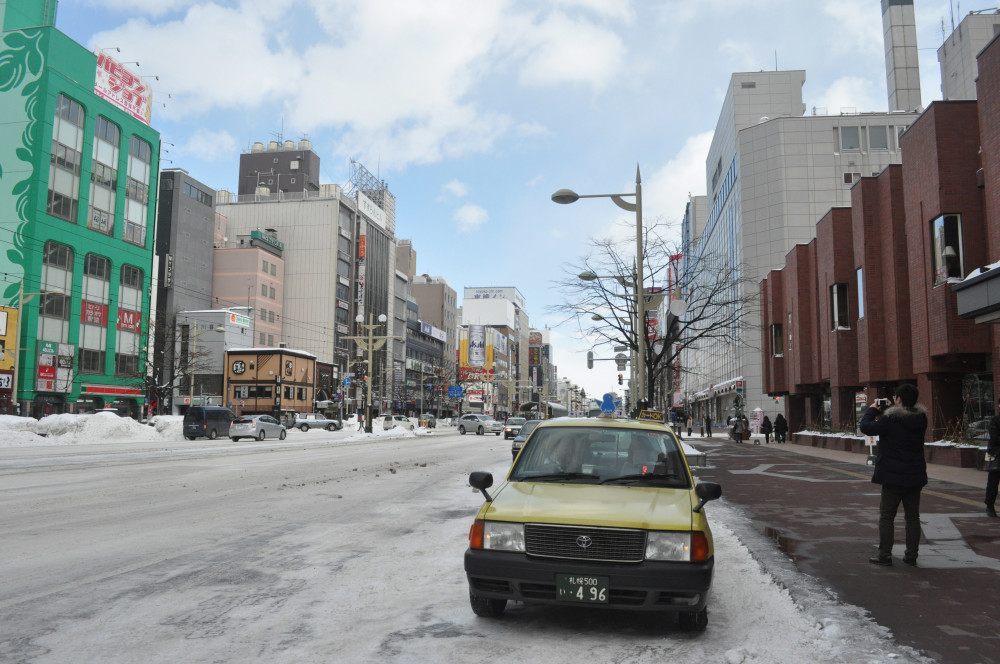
[
  {"left": 229, "top": 414, "right": 286, "bottom": 441},
  {"left": 383, "top": 415, "right": 416, "bottom": 431},
  {"left": 457, "top": 413, "right": 503, "bottom": 436}
]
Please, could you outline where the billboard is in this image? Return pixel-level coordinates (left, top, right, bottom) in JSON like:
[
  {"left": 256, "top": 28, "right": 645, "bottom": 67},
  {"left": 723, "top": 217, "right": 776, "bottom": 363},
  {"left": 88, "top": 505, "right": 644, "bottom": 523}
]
[
  {"left": 0, "top": 306, "right": 16, "bottom": 372},
  {"left": 94, "top": 52, "right": 151, "bottom": 125}
]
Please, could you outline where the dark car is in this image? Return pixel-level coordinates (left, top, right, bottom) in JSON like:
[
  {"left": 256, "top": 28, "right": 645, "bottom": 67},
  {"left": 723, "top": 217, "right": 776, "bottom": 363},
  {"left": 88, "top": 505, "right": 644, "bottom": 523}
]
[
  {"left": 510, "top": 419, "right": 542, "bottom": 459},
  {"left": 183, "top": 406, "right": 235, "bottom": 440},
  {"left": 503, "top": 417, "right": 527, "bottom": 439}
]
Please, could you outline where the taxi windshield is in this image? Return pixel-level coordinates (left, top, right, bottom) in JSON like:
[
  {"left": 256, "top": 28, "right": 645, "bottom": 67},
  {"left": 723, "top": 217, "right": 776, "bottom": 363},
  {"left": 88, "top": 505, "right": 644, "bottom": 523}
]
[{"left": 509, "top": 426, "right": 690, "bottom": 487}]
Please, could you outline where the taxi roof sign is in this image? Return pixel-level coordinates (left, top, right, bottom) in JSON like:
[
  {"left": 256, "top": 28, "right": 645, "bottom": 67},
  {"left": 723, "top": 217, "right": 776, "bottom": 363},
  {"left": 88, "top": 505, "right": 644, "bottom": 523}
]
[{"left": 637, "top": 410, "right": 664, "bottom": 422}]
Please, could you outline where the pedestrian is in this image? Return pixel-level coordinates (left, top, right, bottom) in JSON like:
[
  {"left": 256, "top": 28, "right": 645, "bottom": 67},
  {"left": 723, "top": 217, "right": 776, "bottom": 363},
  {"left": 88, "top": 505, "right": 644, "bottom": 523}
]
[
  {"left": 705, "top": 415, "right": 712, "bottom": 438},
  {"left": 984, "top": 397, "right": 1000, "bottom": 517},
  {"left": 732, "top": 416, "right": 745, "bottom": 443},
  {"left": 761, "top": 415, "right": 773, "bottom": 444},
  {"left": 774, "top": 413, "right": 788, "bottom": 443},
  {"left": 686, "top": 414, "right": 693, "bottom": 438},
  {"left": 357, "top": 413, "right": 365, "bottom": 431},
  {"left": 859, "top": 384, "right": 927, "bottom": 567}
]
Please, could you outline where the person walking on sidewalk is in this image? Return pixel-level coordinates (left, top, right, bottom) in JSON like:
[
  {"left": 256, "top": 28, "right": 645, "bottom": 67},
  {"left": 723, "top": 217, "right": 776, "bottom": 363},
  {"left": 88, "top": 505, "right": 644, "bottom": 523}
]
[
  {"left": 761, "top": 415, "right": 773, "bottom": 444},
  {"left": 985, "top": 398, "right": 1000, "bottom": 517},
  {"left": 859, "top": 384, "right": 928, "bottom": 567},
  {"left": 774, "top": 414, "right": 788, "bottom": 443},
  {"left": 705, "top": 415, "right": 712, "bottom": 438}
]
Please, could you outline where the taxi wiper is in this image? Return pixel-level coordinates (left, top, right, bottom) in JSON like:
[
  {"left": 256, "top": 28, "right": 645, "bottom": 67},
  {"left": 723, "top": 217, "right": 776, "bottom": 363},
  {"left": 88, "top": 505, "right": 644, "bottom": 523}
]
[
  {"left": 525, "top": 472, "right": 588, "bottom": 482},
  {"left": 600, "top": 473, "right": 677, "bottom": 485}
]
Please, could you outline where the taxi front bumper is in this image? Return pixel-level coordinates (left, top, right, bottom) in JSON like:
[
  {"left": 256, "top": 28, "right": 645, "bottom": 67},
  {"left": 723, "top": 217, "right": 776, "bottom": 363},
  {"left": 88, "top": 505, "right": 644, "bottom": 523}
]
[{"left": 464, "top": 549, "right": 713, "bottom": 612}]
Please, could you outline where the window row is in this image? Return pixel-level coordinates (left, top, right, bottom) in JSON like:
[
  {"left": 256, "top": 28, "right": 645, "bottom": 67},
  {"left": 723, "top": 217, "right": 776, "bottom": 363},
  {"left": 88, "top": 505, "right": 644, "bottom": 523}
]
[
  {"left": 836, "top": 124, "right": 907, "bottom": 152},
  {"left": 46, "top": 93, "right": 152, "bottom": 248},
  {"left": 261, "top": 259, "right": 277, "bottom": 275}
]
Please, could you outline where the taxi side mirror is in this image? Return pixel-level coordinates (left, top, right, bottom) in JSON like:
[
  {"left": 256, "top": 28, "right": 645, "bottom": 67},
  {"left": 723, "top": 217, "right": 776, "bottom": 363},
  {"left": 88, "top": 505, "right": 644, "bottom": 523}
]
[
  {"left": 693, "top": 482, "right": 722, "bottom": 513},
  {"left": 469, "top": 471, "right": 494, "bottom": 502}
]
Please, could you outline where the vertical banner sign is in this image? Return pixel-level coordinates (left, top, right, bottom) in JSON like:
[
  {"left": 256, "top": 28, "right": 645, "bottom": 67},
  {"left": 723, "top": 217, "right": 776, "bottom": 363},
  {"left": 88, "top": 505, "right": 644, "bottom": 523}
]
[{"left": 468, "top": 325, "right": 486, "bottom": 368}]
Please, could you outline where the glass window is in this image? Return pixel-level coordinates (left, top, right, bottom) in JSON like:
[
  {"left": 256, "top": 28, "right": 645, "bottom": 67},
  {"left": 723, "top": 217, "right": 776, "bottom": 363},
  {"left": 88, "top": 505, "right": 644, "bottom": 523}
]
[
  {"left": 770, "top": 324, "right": 783, "bottom": 357},
  {"left": 261, "top": 284, "right": 267, "bottom": 297},
  {"left": 931, "top": 214, "right": 964, "bottom": 283},
  {"left": 831, "top": 283, "right": 849, "bottom": 329},
  {"left": 869, "top": 125, "right": 888, "bottom": 150},
  {"left": 124, "top": 136, "right": 152, "bottom": 246},
  {"left": 262, "top": 259, "right": 268, "bottom": 272},
  {"left": 80, "top": 254, "right": 110, "bottom": 374},
  {"left": 89, "top": 117, "right": 119, "bottom": 236},
  {"left": 856, "top": 268, "right": 865, "bottom": 319},
  {"left": 268, "top": 310, "right": 274, "bottom": 323},
  {"left": 116, "top": 265, "right": 143, "bottom": 376},
  {"left": 269, "top": 286, "right": 275, "bottom": 299},
  {"left": 48, "top": 94, "right": 85, "bottom": 222},
  {"left": 39, "top": 241, "right": 73, "bottom": 343},
  {"left": 270, "top": 264, "right": 276, "bottom": 276},
  {"left": 259, "top": 332, "right": 266, "bottom": 344},
  {"left": 840, "top": 126, "right": 861, "bottom": 150}
]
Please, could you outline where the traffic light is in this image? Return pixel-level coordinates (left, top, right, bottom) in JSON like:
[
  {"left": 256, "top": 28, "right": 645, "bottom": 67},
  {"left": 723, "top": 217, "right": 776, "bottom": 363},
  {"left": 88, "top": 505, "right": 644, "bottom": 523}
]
[
  {"left": 617, "top": 374, "right": 623, "bottom": 385},
  {"left": 586, "top": 351, "right": 594, "bottom": 369}
]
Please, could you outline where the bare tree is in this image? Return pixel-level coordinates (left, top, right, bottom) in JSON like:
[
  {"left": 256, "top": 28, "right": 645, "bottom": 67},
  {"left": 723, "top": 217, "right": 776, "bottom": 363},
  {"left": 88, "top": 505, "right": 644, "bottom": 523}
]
[
  {"left": 549, "top": 220, "right": 759, "bottom": 411},
  {"left": 137, "top": 313, "right": 223, "bottom": 412}
]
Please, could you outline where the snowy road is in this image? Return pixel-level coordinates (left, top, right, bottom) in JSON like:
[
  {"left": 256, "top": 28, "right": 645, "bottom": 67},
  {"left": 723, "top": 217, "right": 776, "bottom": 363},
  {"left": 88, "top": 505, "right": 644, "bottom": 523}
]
[{"left": 0, "top": 427, "right": 930, "bottom": 663}]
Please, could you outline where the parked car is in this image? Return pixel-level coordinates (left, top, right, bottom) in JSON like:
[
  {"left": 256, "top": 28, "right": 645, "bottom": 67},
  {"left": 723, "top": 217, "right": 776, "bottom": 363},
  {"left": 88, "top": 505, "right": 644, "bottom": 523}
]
[
  {"left": 294, "top": 413, "right": 342, "bottom": 432},
  {"left": 383, "top": 415, "right": 416, "bottom": 431},
  {"left": 183, "top": 406, "right": 236, "bottom": 440},
  {"left": 419, "top": 413, "right": 437, "bottom": 428},
  {"left": 510, "top": 419, "right": 542, "bottom": 459},
  {"left": 465, "top": 417, "right": 722, "bottom": 631},
  {"left": 457, "top": 413, "right": 503, "bottom": 436},
  {"left": 230, "top": 414, "right": 286, "bottom": 441},
  {"left": 503, "top": 417, "right": 527, "bottom": 439}
]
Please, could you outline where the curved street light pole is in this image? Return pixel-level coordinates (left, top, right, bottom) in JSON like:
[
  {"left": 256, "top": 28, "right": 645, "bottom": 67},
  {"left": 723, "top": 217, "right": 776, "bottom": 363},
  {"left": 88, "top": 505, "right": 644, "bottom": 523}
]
[{"left": 554, "top": 166, "right": 645, "bottom": 408}]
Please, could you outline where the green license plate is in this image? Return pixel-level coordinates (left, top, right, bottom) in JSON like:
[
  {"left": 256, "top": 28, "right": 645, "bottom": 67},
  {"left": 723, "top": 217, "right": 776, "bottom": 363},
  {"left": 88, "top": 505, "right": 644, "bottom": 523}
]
[{"left": 555, "top": 574, "right": 609, "bottom": 603}]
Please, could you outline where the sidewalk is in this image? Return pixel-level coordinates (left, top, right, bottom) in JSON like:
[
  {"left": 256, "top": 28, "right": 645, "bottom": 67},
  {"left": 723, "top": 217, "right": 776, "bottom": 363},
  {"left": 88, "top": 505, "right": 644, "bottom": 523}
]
[{"left": 679, "top": 430, "right": 986, "bottom": 489}]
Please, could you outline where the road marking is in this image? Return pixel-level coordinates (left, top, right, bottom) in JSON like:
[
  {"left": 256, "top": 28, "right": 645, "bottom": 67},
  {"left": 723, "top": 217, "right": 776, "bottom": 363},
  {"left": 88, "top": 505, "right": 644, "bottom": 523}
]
[
  {"left": 896, "top": 513, "right": 1000, "bottom": 570},
  {"left": 729, "top": 464, "right": 859, "bottom": 483}
]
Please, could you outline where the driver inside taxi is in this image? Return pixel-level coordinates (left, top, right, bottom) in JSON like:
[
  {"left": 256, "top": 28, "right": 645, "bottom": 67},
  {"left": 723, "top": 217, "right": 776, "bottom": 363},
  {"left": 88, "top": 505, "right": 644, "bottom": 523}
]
[{"left": 543, "top": 437, "right": 583, "bottom": 472}]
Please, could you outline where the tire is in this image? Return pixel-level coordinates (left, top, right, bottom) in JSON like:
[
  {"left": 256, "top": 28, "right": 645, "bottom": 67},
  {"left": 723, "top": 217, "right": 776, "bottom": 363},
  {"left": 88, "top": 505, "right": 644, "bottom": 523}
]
[
  {"left": 459, "top": 426, "right": 466, "bottom": 435},
  {"left": 300, "top": 424, "right": 309, "bottom": 432},
  {"left": 678, "top": 607, "right": 708, "bottom": 632},
  {"left": 185, "top": 435, "right": 195, "bottom": 440},
  {"left": 279, "top": 429, "right": 286, "bottom": 440},
  {"left": 231, "top": 437, "right": 239, "bottom": 442},
  {"left": 326, "top": 423, "right": 336, "bottom": 431},
  {"left": 469, "top": 588, "right": 506, "bottom": 617},
  {"left": 257, "top": 430, "right": 266, "bottom": 441},
  {"left": 477, "top": 426, "right": 484, "bottom": 435},
  {"left": 495, "top": 432, "right": 501, "bottom": 436},
  {"left": 208, "top": 429, "right": 218, "bottom": 440}
]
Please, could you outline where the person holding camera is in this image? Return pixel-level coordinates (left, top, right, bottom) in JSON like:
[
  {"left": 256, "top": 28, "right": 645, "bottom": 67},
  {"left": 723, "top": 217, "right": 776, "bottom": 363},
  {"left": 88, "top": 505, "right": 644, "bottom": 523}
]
[
  {"left": 859, "top": 384, "right": 928, "bottom": 567},
  {"left": 985, "top": 397, "right": 1000, "bottom": 517}
]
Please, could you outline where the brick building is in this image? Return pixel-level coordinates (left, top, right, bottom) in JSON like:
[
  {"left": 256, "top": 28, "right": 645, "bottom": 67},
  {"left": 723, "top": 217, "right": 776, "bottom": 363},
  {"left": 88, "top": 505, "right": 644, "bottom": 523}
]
[{"left": 761, "top": 35, "right": 1000, "bottom": 440}]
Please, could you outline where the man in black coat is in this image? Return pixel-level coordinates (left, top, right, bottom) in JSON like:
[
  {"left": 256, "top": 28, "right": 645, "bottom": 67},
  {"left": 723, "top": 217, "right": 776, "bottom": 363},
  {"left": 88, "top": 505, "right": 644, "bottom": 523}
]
[
  {"left": 985, "top": 398, "right": 1000, "bottom": 517},
  {"left": 859, "top": 383, "right": 928, "bottom": 567}
]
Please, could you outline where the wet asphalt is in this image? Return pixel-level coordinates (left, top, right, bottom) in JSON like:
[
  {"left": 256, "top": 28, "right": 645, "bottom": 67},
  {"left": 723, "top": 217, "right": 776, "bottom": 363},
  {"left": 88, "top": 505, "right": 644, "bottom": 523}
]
[{"left": 685, "top": 433, "right": 999, "bottom": 664}]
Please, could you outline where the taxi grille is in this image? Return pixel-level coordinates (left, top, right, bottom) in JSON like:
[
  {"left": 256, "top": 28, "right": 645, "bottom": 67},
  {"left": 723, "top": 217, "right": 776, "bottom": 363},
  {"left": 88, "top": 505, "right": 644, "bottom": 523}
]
[{"left": 524, "top": 524, "right": 646, "bottom": 563}]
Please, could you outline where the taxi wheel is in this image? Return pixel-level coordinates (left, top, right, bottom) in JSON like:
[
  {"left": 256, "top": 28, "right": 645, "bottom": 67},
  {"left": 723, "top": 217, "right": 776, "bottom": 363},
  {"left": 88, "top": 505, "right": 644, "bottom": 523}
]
[
  {"left": 279, "top": 430, "right": 287, "bottom": 440},
  {"left": 678, "top": 607, "right": 708, "bottom": 632},
  {"left": 469, "top": 589, "right": 506, "bottom": 617}
]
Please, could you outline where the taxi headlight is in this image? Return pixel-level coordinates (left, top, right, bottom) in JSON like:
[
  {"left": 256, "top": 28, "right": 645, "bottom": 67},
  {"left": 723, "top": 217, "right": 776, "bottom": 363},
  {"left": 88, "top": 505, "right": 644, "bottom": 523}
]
[
  {"left": 483, "top": 522, "right": 525, "bottom": 552},
  {"left": 645, "top": 532, "right": 691, "bottom": 561}
]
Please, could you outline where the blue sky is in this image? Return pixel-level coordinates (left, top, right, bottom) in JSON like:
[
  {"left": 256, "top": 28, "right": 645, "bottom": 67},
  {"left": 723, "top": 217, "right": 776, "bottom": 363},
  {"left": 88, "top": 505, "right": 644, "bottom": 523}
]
[{"left": 56, "top": 0, "right": 995, "bottom": 400}]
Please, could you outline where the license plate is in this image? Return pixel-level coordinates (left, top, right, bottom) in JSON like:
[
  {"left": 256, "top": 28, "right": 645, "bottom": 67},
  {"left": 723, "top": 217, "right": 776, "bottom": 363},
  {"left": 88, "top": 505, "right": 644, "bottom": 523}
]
[{"left": 555, "top": 574, "right": 609, "bottom": 603}]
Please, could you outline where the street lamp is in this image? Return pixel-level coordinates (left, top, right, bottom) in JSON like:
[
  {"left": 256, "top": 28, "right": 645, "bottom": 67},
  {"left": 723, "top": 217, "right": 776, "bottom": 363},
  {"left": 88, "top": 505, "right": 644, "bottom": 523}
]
[
  {"left": 553, "top": 165, "right": 646, "bottom": 406},
  {"left": 343, "top": 313, "right": 400, "bottom": 433}
]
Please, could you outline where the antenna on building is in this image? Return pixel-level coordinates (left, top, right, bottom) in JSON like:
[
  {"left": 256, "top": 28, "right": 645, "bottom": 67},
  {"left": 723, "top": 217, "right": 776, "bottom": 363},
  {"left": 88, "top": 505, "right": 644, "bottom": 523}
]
[
  {"left": 774, "top": 50, "right": 778, "bottom": 71},
  {"left": 950, "top": 0, "right": 955, "bottom": 31}
]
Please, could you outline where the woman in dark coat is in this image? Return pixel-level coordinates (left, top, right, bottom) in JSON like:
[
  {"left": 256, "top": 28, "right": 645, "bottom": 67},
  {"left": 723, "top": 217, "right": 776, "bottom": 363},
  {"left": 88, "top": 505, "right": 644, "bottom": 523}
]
[
  {"left": 761, "top": 415, "right": 773, "bottom": 444},
  {"left": 773, "top": 413, "right": 788, "bottom": 443}
]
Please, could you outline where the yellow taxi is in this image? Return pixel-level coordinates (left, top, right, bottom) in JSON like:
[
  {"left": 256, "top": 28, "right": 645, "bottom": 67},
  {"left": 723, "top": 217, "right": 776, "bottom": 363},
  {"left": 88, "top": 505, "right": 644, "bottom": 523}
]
[{"left": 464, "top": 415, "right": 721, "bottom": 631}]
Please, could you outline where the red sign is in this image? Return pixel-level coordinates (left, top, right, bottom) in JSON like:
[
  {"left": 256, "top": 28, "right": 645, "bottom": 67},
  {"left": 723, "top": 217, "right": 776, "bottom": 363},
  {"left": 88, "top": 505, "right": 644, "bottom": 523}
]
[
  {"left": 82, "top": 384, "right": 142, "bottom": 396},
  {"left": 359, "top": 235, "right": 366, "bottom": 259},
  {"left": 459, "top": 367, "right": 494, "bottom": 381},
  {"left": 38, "top": 366, "right": 56, "bottom": 380},
  {"left": 117, "top": 309, "right": 142, "bottom": 332},
  {"left": 81, "top": 300, "right": 108, "bottom": 326}
]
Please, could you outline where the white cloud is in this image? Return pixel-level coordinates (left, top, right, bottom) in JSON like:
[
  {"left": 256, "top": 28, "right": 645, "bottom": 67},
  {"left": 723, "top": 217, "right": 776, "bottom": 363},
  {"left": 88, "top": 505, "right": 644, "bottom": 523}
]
[
  {"left": 442, "top": 180, "right": 470, "bottom": 198},
  {"left": 812, "top": 76, "right": 885, "bottom": 115},
  {"left": 646, "top": 131, "right": 714, "bottom": 227},
  {"left": 455, "top": 204, "right": 489, "bottom": 232},
  {"left": 180, "top": 129, "right": 238, "bottom": 163},
  {"left": 512, "top": 11, "right": 627, "bottom": 90},
  {"left": 823, "top": 0, "right": 884, "bottom": 57},
  {"left": 83, "top": 0, "right": 201, "bottom": 18}
]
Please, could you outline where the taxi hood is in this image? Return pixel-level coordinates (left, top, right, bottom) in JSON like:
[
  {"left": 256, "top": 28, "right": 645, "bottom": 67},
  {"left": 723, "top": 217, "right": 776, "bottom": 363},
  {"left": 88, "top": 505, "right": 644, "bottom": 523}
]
[{"left": 484, "top": 481, "right": 696, "bottom": 530}]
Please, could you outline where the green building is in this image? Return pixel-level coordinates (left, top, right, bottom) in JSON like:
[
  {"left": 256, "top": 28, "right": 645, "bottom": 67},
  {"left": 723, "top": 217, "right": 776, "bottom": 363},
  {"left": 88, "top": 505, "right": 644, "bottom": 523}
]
[{"left": 0, "top": 1, "right": 160, "bottom": 417}]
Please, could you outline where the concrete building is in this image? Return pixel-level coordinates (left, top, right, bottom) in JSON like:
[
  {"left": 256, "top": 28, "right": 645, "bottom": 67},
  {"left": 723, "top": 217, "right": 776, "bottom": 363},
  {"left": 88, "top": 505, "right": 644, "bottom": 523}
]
[
  {"left": 461, "top": 287, "right": 531, "bottom": 414},
  {"left": 0, "top": 2, "right": 160, "bottom": 417},
  {"left": 236, "top": 139, "right": 320, "bottom": 197},
  {"left": 682, "top": 66, "right": 920, "bottom": 427},
  {"left": 213, "top": 230, "right": 285, "bottom": 348},
  {"left": 938, "top": 9, "right": 1000, "bottom": 101}
]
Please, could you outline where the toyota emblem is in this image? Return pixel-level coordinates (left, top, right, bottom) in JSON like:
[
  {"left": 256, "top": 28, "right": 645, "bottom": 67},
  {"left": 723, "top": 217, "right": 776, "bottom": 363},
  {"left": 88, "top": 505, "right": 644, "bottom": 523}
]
[{"left": 575, "top": 535, "right": 593, "bottom": 549}]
